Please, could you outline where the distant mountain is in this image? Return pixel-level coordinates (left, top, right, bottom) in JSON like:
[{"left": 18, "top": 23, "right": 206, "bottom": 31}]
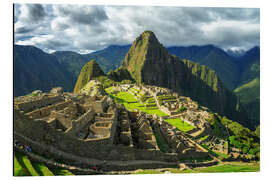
[
  {"left": 237, "top": 46, "right": 260, "bottom": 86},
  {"left": 73, "top": 60, "right": 105, "bottom": 93},
  {"left": 121, "top": 30, "right": 250, "bottom": 129},
  {"left": 14, "top": 45, "right": 74, "bottom": 96},
  {"left": 233, "top": 47, "right": 260, "bottom": 128},
  {"left": 234, "top": 77, "right": 259, "bottom": 127},
  {"left": 166, "top": 45, "right": 240, "bottom": 90},
  {"left": 226, "top": 48, "right": 246, "bottom": 58},
  {"left": 52, "top": 51, "right": 89, "bottom": 87},
  {"left": 83, "top": 45, "right": 130, "bottom": 73}
]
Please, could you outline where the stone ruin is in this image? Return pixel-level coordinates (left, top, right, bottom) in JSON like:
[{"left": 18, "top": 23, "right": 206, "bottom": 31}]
[{"left": 14, "top": 85, "right": 216, "bottom": 171}]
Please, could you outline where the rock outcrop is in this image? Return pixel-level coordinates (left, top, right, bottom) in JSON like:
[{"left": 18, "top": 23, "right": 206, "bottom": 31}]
[{"left": 74, "top": 60, "right": 105, "bottom": 93}]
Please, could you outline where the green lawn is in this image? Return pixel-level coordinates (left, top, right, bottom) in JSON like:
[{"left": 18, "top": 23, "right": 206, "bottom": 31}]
[
  {"left": 106, "top": 90, "right": 168, "bottom": 116},
  {"left": 133, "top": 170, "right": 164, "bottom": 174},
  {"left": 48, "top": 168, "right": 74, "bottom": 176},
  {"left": 14, "top": 155, "right": 29, "bottom": 176},
  {"left": 15, "top": 152, "right": 39, "bottom": 176},
  {"left": 14, "top": 151, "right": 73, "bottom": 176},
  {"left": 173, "top": 162, "right": 260, "bottom": 173},
  {"left": 32, "top": 162, "right": 54, "bottom": 176},
  {"left": 165, "top": 118, "right": 195, "bottom": 132},
  {"left": 132, "top": 162, "right": 259, "bottom": 174},
  {"left": 199, "top": 135, "right": 209, "bottom": 141}
]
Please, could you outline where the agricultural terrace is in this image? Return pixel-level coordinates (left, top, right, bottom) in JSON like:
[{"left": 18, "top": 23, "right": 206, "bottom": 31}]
[
  {"left": 105, "top": 86, "right": 168, "bottom": 116},
  {"left": 164, "top": 118, "right": 195, "bottom": 133},
  {"left": 14, "top": 151, "right": 73, "bottom": 176}
]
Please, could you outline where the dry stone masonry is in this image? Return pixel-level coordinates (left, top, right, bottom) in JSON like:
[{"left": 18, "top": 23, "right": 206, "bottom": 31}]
[{"left": 14, "top": 84, "right": 235, "bottom": 172}]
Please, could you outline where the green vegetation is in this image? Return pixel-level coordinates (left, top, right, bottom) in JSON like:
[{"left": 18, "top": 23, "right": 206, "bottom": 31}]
[
  {"left": 157, "top": 95, "right": 176, "bottom": 101},
  {"left": 154, "top": 131, "right": 171, "bottom": 153},
  {"left": 234, "top": 77, "right": 260, "bottom": 126},
  {"left": 207, "top": 113, "right": 260, "bottom": 157},
  {"left": 49, "top": 168, "right": 74, "bottom": 176},
  {"left": 14, "top": 151, "right": 73, "bottom": 176},
  {"left": 94, "top": 76, "right": 115, "bottom": 89},
  {"left": 165, "top": 118, "right": 195, "bottom": 132},
  {"left": 108, "top": 67, "right": 134, "bottom": 83},
  {"left": 15, "top": 152, "right": 39, "bottom": 176},
  {"left": 74, "top": 60, "right": 105, "bottom": 93},
  {"left": 234, "top": 77, "right": 259, "bottom": 105},
  {"left": 122, "top": 31, "right": 157, "bottom": 83},
  {"left": 106, "top": 89, "right": 168, "bottom": 116},
  {"left": 199, "top": 135, "right": 209, "bottom": 141},
  {"left": 132, "top": 162, "right": 259, "bottom": 174},
  {"left": 172, "top": 162, "right": 259, "bottom": 173},
  {"left": 176, "top": 106, "right": 187, "bottom": 113},
  {"left": 255, "top": 125, "right": 260, "bottom": 137},
  {"left": 32, "top": 162, "right": 54, "bottom": 176},
  {"left": 14, "top": 155, "right": 29, "bottom": 176},
  {"left": 133, "top": 170, "right": 164, "bottom": 174}
]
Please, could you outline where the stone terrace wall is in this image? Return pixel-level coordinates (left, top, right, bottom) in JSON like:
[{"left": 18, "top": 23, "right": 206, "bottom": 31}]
[
  {"left": 14, "top": 109, "right": 179, "bottom": 163},
  {"left": 25, "top": 100, "right": 72, "bottom": 119},
  {"left": 17, "top": 95, "right": 64, "bottom": 113},
  {"left": 92, "top": 96, "right": 108, "bottom": 113},
  {"left": 65, "top": 108, "right": 95, "bottom": 136}
]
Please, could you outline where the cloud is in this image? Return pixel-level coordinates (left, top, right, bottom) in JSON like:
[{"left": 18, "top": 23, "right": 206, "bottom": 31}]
[
  {"left": 53, "top": 5, "right": 108, "bottom": 25},
  {"left": 19, "top": 4, "right": 46, "bottom": 23},
  {"left": 14, "top": 4, "right": 260, "bottom": 53}
]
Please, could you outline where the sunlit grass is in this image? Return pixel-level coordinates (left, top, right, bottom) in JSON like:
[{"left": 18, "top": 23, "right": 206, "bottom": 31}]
[
  {"left": 14, "top": 155, "right": 29, "bottom": 176},
  {"left": 165, "top": 118, "right": 195, "bottom": 132},
  {"left": 106, "top": 89, "right": 168, "bottom": 116},
  {"left": 15, "top": 152, "right": 39, "bottom": 176},
  {"left": 132, "top": 162, "right": 259, "bottom": 174},
  {"left": 32, "top": 162, "right": 54, "bottom": 176}
]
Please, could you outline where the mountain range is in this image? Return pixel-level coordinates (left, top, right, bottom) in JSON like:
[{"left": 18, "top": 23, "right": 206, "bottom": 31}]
[{"left": 13, "top": 32, "right": 260, "bottom": 129}]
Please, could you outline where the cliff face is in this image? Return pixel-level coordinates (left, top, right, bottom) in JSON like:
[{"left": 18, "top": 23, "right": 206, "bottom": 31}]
[
  {"left": 122, "top": 31, "right": 250, "bottom": 129},
  {"left": 73, "top": 60, "right": 105, "bottom": 93}
]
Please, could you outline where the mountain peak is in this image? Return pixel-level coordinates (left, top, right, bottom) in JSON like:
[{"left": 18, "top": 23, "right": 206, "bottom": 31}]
[
  {"left": 122, "top": 30, "right": 168, "bottom": 83},
  {"left": 135, "top": 30, "right": 159, "bottom": 46},
  {"left": 74, "top": 59, "right": 105, "bottom": 93}
]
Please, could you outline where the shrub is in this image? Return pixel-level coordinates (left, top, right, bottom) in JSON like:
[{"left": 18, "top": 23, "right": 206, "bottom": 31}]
[
  {"left": 177, "top": 106, "right": 187, "bottom": 112},
  {"left": 120, "top": 79, "right": 133, "bottom": 84}
]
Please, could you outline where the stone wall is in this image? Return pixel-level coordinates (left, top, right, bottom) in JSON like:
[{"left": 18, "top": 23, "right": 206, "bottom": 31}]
[
  {"left": 158, "top": 120, "right": 208, "bottom": 158},
  {"left": 65, "top": 108, "right": 95, "bottom": 136},
  {"left": 92, "top": 96, "right": 108, "bottom": 113},
  {"left": 17, "top": 95, "right": 64, "bottom": 113},
  {"left": 25, "top": 100, "right": 72, "bottom": 119}
]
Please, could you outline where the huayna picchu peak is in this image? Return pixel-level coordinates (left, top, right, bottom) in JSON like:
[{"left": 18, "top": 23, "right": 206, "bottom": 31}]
[{"left": 120, "top": 31, "right": 250, "bottom": 129}]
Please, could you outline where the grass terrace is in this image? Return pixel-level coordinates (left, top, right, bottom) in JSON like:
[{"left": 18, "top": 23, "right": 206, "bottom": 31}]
[
  {"left": 165, "top": 118, "right": 195, "bottom": 133},
  {"left": 14, "top": 151, "right": 73, "bottom": 176},
  {"left": 157, "top": 95, "right": 176, "bottom": 101},
  {"left": 199, "top": 135, "right": 209, "bottom": 141},
  {"left": 154, "top": 131, "right": 171, "bottom": 153},
  {"left": 132, "top": 162, "right": 259, "bottom": 174},
  {"left": 106, "top": 88, "right": 168, "bottom": 116}
]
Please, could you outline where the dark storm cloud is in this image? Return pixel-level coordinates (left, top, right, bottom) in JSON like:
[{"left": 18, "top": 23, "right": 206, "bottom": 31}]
[
  {"left": 15, "top": 26, "right": 34, "bottom": 34},
  {"left": 23, "top": 4, "right": 46, "bottom": 22},
  {"left": 54, "top": 5, "right": 108, "bottom": 25}
]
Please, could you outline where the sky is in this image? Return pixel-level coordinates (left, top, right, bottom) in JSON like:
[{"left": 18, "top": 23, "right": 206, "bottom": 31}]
[{"left": 14, "top": 4, "right": 260, "bottom": 54}]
